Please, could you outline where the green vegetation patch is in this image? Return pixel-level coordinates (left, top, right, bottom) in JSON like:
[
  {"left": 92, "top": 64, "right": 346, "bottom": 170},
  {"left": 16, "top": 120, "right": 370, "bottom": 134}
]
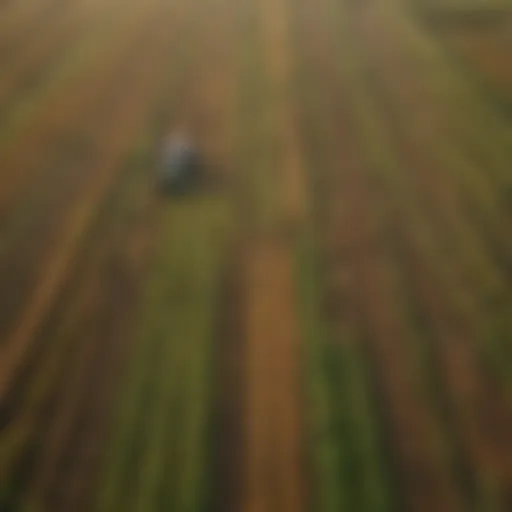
[
  {"left": 297, "top": 232, "right": 395, "bottom": 512},
  {"left": 97, "top": 195, "right": 232, "bottom": 512}
]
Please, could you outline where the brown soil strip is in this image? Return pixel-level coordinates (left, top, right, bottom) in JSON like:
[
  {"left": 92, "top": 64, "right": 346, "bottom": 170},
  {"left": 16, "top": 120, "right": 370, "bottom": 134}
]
[
  {"left": 0, "top": 0, "right": 66, "bottom": 59},
  {"left": 241, "top": 242, "right": 305, "bottom": 512},
  {"left": 236, "top": 0, "right": 308, "bottom": 510}
]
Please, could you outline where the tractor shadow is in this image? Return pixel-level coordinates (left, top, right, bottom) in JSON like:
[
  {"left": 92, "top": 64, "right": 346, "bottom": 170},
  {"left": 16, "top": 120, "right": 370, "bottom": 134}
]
[{"left": 154, "top": 155, "right": 230, "bottom": 201}]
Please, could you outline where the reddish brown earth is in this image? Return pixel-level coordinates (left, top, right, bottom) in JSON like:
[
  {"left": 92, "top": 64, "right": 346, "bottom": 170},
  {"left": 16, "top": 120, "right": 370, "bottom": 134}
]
[
  {"left": 241, "top": 242, "right": 305, "bottom": 512},
  {"left": 236, "top": 0, "right": 308, "bottom": 510}
]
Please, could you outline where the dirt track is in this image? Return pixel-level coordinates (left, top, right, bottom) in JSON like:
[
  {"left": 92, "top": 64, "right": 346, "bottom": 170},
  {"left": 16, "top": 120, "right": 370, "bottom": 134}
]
[{"left": 237, "top": 0, "right": 307, "bottom": 509}]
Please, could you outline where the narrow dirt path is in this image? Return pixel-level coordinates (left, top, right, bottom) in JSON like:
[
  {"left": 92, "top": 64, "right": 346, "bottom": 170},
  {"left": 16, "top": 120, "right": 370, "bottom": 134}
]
[
  {"left": 242, "top": 243, "right": 304, "bottom": 512},
  {"left": 239, "top": 0, "right": 307, "bottom": 509}
]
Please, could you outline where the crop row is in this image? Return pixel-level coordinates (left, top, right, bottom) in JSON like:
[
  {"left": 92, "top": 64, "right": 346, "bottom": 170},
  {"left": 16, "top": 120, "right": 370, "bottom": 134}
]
[
  {"left": 96, "top": 0, "right": 238, "bottom": 510},
  {"left": 294, "top": 0, "right": 512, "bottom": 508},
  {"left": 0, "top": 1, "right": 189, "bottom": 508}
]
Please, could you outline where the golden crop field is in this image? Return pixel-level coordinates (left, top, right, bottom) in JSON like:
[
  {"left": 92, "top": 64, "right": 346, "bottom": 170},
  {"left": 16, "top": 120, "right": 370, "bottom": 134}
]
[{"left": 0, "top": 0, "right": 511, "bottom": 510}]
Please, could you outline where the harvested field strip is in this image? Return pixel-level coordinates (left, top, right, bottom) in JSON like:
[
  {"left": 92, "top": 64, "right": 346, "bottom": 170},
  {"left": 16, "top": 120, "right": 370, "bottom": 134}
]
[
  {"left": 241, "top": 243, "right": 305, "bottom": 512},
  {"left": 332, "top": 0, "right": 512, "bottom": 505},
  {"left": 0, "top": 0, "right": 184, "bottom": 343},
  {"left": 443, "top": 27, "right": 512, "bottom": 100},
  {"left": 0, "top": 0, "right": 113, "bottom": 112},
  {"left": 0, "top": 0, "right": 177, "bottom": 233},
  {"left": 353, "top": 0, "right": 512, "bottom": 378},
  {"left": 0, "top": 0, "right": 178, "bottom": 405},
  {"left": 385, "top": 0, "right": 512, "bottom": 191},
  {"left": 303, "top": 0, "right": 480, "bottom": 509},
  {"left": 356, "top": 35, "right": 508, "bottom": 293},
  {"left": 0, "top": 0, "right": 65, "bottom": 59},
  {"left": 412, "top": 4, "right": 512, "bottom": 107},
  {"left": 0, "top": 0, "right": 150, "bottom": 154},
  {"left": 348, "top": 4, "right": 511, "bottom": 375},
  {"left": 355, "top": 2, "right": 512, "bottom": 271},
  {"left": 0, "top": 0, "right": 162, "bottom": 212}
]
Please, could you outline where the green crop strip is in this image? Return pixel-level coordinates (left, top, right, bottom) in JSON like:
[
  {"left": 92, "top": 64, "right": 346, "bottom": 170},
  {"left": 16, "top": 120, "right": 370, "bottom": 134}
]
[
  {"left": 326, "top": 0, "right": 505, "bottom": 506},
  {"left": 297, "top": 233, "right": 344, "bottom": 512},
  {"left": 95, "top": 0, "right": 238, "bottom": 510},
  {"left": 96, "top": 196, "right": 232, "bottom": 512},
  {"left": 297, "top": 231, "right": 398, "bottom": 512},
  {"left": 290, "top": 0, "right": 397, "bottom": 510},
  {"left": 96, "top": 187, "right": 232, "bottom": 511}
]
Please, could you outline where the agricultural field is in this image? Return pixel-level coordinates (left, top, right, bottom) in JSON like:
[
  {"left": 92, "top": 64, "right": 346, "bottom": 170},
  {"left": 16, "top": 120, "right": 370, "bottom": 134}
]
[{"left": 0, "top": 0, "right": 511, "bottom": 510}]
